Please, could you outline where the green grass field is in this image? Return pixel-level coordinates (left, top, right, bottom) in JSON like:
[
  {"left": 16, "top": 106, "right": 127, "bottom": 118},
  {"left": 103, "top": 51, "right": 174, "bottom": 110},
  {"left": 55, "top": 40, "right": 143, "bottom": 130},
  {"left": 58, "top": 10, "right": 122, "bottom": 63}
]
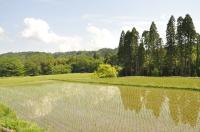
[{"left": 0, "top": 73, "right": 199, "bottom": 91}]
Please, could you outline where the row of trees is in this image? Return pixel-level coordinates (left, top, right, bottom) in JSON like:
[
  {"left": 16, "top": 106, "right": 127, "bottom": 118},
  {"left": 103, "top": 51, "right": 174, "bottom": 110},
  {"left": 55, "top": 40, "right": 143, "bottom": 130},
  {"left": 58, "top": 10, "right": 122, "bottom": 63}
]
[
  {"left": 117, "top": 14, "right": 200, "bottom": 76},
  {"left": 0, "top": 52, "right": 105, "bottom": 77}
]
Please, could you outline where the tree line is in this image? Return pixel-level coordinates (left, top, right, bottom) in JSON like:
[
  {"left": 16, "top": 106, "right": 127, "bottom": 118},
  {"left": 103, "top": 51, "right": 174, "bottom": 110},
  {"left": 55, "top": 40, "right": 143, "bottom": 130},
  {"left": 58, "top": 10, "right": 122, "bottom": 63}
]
[
  {"left": 117, "top": 14, "right": 200, "bottom": 76},
  {"left": 0, "top": 49, "right": 117, "bottom": 77}
]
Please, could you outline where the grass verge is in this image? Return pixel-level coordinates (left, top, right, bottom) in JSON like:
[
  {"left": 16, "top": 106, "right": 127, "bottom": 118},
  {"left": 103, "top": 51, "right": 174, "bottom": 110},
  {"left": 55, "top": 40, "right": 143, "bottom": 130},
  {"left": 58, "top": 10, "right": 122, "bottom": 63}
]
[
  {"left": 0, "top": 103, "right": 44, "bottom": 132},
  {"left": 0, "top": 73, "right": 200, "bottom": 91}
]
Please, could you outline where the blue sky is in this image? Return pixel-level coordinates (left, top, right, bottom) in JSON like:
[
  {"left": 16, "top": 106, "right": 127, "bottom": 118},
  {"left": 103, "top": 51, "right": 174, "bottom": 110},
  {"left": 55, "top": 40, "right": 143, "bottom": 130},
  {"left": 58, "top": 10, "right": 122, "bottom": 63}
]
[{"left": 0, "top": 0, "right": 200, "bottom": 53}]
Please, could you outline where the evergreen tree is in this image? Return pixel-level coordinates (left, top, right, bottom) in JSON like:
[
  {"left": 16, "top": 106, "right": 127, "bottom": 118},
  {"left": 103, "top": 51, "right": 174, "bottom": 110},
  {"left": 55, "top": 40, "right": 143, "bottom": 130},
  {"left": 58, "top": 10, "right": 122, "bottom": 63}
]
[
  {"left": 149, "top": 22, "right": 160, "bottom": 75},
  {"left": 121, "top": 28, "right": 139, "bottom": 76},
  {"left": 196, "top": 33, "right": 200, "bottom": 75},
  {"left": 131, "top": 28, "right": 139, "bottom": 75},
  {"left": 166, "top": 15, "right": 176, "bottom": 75},
  {"left": 138, "top": 41, "right": 145, "bottom": 75},
  {"left": 116, "top": 14, "right": 200, "bottom": 77},
  {"left": 117, "top": 31, "right": 125, "bottom": 65},
  {"left": 123, "top": 31, "right": 132, "bottom": 75},
  {"left": 141, "top": 31, "right": 150, "bottom": 75},
  {"left": 156, "top": 38, "right": 165, "bottom": 75},
  {"left": 176, "top": 16, "right": 185, "bottom": 75},
  {"left": 183, "top": 14, "right": 196, "bottom": 76},
  {"left": 93, "top": 52, "right": 100, "bottom": 59}
]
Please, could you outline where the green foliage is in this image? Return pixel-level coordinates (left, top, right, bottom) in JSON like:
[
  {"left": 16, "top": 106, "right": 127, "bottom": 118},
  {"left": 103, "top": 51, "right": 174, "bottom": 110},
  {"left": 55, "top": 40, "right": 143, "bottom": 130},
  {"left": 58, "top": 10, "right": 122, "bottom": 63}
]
[
  {"left": 114, "top": 65, "right": 122, "bottom": 73},
  {"left": 52, "top": 64, "right": 72, "bottom": 74},
  {"left": 0, "top": 103, "right": 44, "bottom": 132},
  {"left": 119, "top": 28, "right": 140, "bottom": 76},
  {"left": 25, "top": 60, "right": 41, "bottom": 76},
  {"left": 94, "top": 64, "right": 117, "bottom": 78},
  {"left": 0, "top": 104, "right": 16, "bottom": 119},
  {"left": 70, "top": 56, "right": 103, "bottom": 73},
  {"left": 0, "top": 51, "right": 104, "bottom": 77},
  {"left": 0, "top": 118, "right": 44, "bottom": 132},
  {"left": 149, "top": 22, "right": 162, "bottom": 74},
  {"left": 93, "top": 52, "right": 100, "bottom": 59},
  {"left": 54, "top": 48, "right": 117, "bottom": 58},
  {"left": 104, "top": 53, "right": 118, "bottom": 66},
  {"left": 0, "top": 56, "right": 24, "bottom": 77},
  {"left": 117, "top": 14, "right": 200, "bottom": 77},
  {"left": 152, "top": 68, "right": 160, "bottom": 76},
  {"left": 117, "top": 31, "right": 125, "bottom": 65},
  {"left": 166, "top": 15, "right": 176, "bottom": 73}
]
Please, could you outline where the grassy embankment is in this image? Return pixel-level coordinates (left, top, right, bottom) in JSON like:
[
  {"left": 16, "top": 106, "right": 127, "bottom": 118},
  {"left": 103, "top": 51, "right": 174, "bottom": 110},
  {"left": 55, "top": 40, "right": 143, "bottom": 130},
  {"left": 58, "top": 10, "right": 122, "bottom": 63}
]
[
  {"left": 0, "top": 103, "right": 44, "bottom": 132},
  {"left": 0, "top": 73, "right": 199, "bottom": 91}
]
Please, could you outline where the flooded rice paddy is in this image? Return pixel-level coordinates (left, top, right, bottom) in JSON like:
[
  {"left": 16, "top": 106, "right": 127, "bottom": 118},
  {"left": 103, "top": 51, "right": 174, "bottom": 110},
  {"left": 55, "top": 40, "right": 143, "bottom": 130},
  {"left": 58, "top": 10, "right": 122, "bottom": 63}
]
[{"left": 0, "top": 81, "right": 200, "bottom": 131}]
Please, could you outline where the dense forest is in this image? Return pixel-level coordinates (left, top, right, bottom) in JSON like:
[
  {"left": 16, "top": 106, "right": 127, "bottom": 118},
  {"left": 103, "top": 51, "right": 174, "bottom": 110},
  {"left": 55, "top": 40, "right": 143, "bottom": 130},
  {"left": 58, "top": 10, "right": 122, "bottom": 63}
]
[
  {"left": 118, "top": 14, "right": 200, "bottom": 76},
  {"left": 0, "top": 48, "right": 117, "bottom": 77},
  {"left": 0, "top": 14, "right": 200, "bottom": 77}
]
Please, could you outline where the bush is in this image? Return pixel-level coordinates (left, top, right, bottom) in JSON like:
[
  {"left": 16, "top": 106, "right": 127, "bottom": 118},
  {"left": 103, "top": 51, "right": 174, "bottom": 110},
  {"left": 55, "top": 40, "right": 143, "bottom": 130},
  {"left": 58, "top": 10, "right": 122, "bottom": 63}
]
[
  {"left": 25, "top": 61, "right": 41, "bottom": 76},
  {"left": 94, "top": 64, "right": 118, "bottom": 78},
  {"left": 0, "top": 57, "right": 24, "bottom": 77},
  {"left": 70, "top": 56, "right": 103, "bottom": 73},
  {"left": 152, "top": 68, "right": 160, "bottom": 76},
  {"left": 52, "top": 64, "right": 72, "bottom": 74},
  {"left": 114, "top": 65, "right": 122, "bottom": 73},
  {"left": 0, "top": 103, "right": 44, "bottom": 132}
]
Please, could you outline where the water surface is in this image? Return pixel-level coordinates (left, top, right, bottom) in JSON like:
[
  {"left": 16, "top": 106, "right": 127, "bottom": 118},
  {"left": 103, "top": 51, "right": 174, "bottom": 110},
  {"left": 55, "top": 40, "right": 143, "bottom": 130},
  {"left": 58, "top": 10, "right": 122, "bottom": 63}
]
[{"left": 0, "top": 81, "right": 200, "bottom": 131}]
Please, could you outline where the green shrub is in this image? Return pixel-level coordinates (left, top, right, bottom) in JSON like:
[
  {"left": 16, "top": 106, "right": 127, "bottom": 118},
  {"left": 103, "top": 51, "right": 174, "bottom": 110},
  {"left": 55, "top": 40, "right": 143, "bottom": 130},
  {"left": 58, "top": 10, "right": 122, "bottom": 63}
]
[
  {"left": 152, "top": 68, "right": 160, "bottom": 76},
  {"left": 0, "top": 103, "right": 44, "bottom": 132},
  {"left": 0, "top": 57, "right": 24, "bottom": 77},
  {"left": 0, "top": 104, "right": 16, "bottom": 119},
  {"left": 0, "top": 118, "right": 44, "bottom": 132},
  {"left": 52, "top": 64, "right": 72, "bottom": 74},
  {"left": 94, "top": 64, "right": 118, "bottom": 78},
  {"left": 114, "top": 65, "right": 122, "bottom": 73}
]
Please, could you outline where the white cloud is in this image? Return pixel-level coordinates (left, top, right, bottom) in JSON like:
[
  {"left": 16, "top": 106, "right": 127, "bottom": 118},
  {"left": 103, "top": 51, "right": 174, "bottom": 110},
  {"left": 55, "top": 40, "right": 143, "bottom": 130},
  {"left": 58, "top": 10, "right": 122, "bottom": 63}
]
[
  {"left": 194, "top": 20, "right": 200, "bottom": 34},
  {"left": 0, "top": 26, "right": 5, "bottom": 37},
  {"left": 86, "top": 25, "right": 118, "bottom": 50},
  {"left": 21, "top": 17, "right": 119, "bottom": 52},
  {"left": 21, "top": 18, "right": 82, "bottom": 52}
]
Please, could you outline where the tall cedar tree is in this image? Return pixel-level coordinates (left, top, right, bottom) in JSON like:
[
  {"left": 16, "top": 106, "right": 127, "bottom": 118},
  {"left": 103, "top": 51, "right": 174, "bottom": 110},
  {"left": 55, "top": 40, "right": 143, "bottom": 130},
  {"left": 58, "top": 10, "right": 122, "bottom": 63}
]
[
  {"left": 196, "top": 33, "right": 200, "bottom": 75},
  {"left": 149, "top": 22, "right": 160, "bottom": 75},
  {"left": 131, "top": 28, "right": 139, "bottom": 75},
  {"left": 176, "top": 17, "right": 185, "bottom": 75},
  {"left": 166, "top": 15, "right": 176, "bottom": 75},
  {"left": 183, "top": 14, "right": 196, "bottom": 76},
  {"left": 123, "top": 31, "right": 132, "bottom": 76},
  {"left": 138, "top": 41, "right": 145, "bottom": 75},
  {"left": 141, "top": 31, "right": 150, "bottom": 75},
  {"left": 156, "top": 38, "right": 165, "bottom": 75},
  {"left": 117, "top": 31, "right": 125, "bottom": 65},
  {"left": 120, "top": 28, "right": 139, "bottom": 76}
]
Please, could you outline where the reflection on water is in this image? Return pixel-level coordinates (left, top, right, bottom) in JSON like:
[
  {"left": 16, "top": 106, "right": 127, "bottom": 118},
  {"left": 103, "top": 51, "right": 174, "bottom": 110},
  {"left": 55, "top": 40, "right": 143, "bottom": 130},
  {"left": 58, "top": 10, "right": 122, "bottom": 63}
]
[
  {"left": 167, "top": 91, "right": 200, "bottom": 127},
  {"left": 119, "top": 86, "right": 200, "bottom": 129},
  {"left": 0, "top": 81, "right": 200, "bottom": 131}
]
